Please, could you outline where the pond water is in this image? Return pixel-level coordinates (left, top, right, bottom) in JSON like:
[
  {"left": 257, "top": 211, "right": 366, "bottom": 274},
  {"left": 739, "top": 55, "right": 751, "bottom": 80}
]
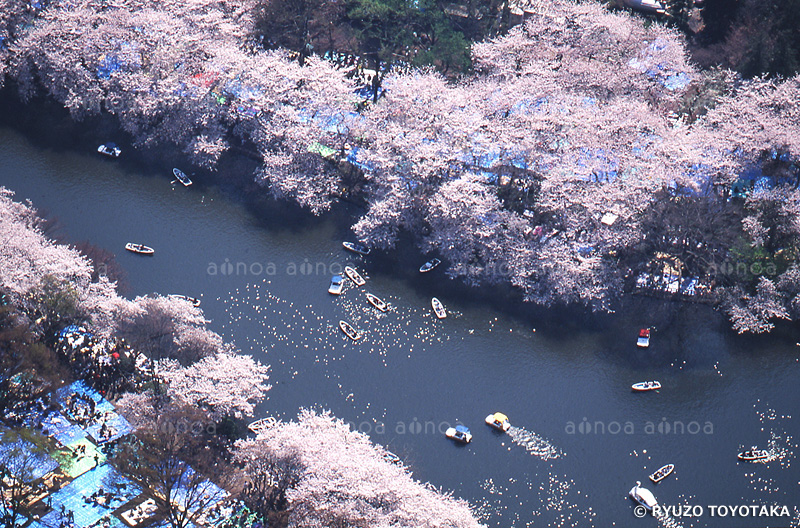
[{"left": 1, "top": 124, "right": 797, "bottom": 527}]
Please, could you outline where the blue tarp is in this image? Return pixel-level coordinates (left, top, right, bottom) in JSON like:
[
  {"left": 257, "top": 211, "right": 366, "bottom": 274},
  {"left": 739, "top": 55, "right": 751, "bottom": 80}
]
[
  {"left": 52, "top": 381, "right": 131, "bottom": 443},
  {"left": 663, "top": 72, "right": 691, "bottom": 91},
  {"left": 236, "top": 105, "right": 260, "bottom": 119},
  {"left": 41, "top": 412, "right": 87, "bottom": 445},
  {"left": 354, "top": 84, "right": 385, "bottom": 100},
  {"left": 96, "top": 43, "right": 141, "bottom": 80},
  {"left": 753, "top": 176, "right": 773, "bottom": 195},
  {"left": 85, "top": 409, "right": 133, "bottom": 444},
  {"left": 59, "top": 325, "right": 92, "bottom": 339},
  {"left": 346, "top": 146, "right": 374, "bottom": 172},
  {"left": 577, "top": 148, "right": 618, "bottom": 183},
  {"left": 56, "top": 381, "right": 106, "bottom": 408},
  {"left": 509, "top": 97, "right": 547, "bottom": 116},
  {"left": 39, "top": 464, "right": 141, "bottom": 528}
]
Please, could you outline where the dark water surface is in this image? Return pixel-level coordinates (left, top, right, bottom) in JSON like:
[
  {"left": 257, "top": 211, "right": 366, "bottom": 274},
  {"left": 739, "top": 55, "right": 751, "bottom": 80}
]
[{"left": 1, "top": 125, "right": 798, "bottom": 527}]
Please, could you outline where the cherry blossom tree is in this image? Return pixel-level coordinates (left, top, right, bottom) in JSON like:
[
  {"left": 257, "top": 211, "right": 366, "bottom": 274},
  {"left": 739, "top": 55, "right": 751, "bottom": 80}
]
[
  {"left": 113, "top": 399, "right": 232, "bottom": 528},
  {"left": 0, "top": 0, "right": 30, "bottom": 89},
  {"left": 4, "top": 0, "right": 800, "bottom": 331},
  {"left": 232, "top": 440, "right": 302, "bottom": 525},
  {"left": 158, "top": 351, "right": 271, "bottom": 419},
  {"left": 720, "top": 277, "right": 790, "bottom": 333},
  {"left": 0, "top": 189, "right": 93, "bottom": 296},
  {"left": 243, "top": 409, "right": 485, "bottom": 528},
  {"left": 116, "top": 295, "right": 222, "bottom": 364}
]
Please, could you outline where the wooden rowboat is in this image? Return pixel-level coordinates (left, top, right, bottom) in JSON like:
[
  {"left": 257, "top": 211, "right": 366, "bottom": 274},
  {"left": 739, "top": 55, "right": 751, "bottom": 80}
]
[
  {"left": 339, "top": 320, "right": 361, "bottom": 341},
  {"left": 125, "top": 243, "right": 154, "bottom": 255},
  {"left": 344, "top": 266, "right": 366, "bottom": 286},
  {"left": 173, "top": 168, "right": 193, "bottom": 187},
  {"left": 342, "top": 241, "right": 371, "bottom": 256},
  {"left": 366, "top": 293, "right": 388, "bottom": 312},
  {"left": 431, "top": 297, "right": 447, "bottom": 319},
  {"left": 631, "top": 381, "right": 661, "bottom": 392},
  {"left": 169, "top": 294, "right": 201, "bottom": 307},
  {"left": 649, "top": 464, "right": 674, "bottom": 483}
]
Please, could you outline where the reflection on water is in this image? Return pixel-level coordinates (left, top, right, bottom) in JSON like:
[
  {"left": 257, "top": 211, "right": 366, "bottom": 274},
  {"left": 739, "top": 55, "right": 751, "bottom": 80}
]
[
  {"left": 755, "top": 404, "right": 795, "bottom": 468},
  {"left": 541, "top": 473, "right": 596, "bottom": 528},
  {"left": 741, "top": 403, "right": 796, "bottom": 498},
  {"left": 220, "top": 278, "right": 461, "bottom": 365},
  {"left": 477, "top": 474, "right": 596, "bottom": 528}
]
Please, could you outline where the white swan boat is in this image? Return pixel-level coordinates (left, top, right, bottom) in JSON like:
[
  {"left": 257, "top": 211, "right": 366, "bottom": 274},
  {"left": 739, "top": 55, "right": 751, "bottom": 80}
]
[{"left": 629, "top": 481, "right": 657, "bottom": 510}]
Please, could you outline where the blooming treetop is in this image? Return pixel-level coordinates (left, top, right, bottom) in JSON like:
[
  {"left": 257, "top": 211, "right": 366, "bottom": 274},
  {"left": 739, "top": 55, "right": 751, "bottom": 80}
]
[{"left": 239, "top": 409, "right": 485, "bottom": 527}]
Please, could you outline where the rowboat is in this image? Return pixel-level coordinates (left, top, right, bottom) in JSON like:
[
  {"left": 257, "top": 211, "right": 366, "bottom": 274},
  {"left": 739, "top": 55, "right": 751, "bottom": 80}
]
[
  {"left": 247, "top": 417, "right": 277, "bottom": 435},
  {"left": 485, "top": 412, "right": 511, "bottom": 432},
  {"left": 445, "top": 425, "right": 472, "bottom": 444},
  {"left": 125, "top": 243, "right": 154, "bottom": 255},
  {"left": 637, "top": 328, "right": 650, "bottom": 348},
  {"left": 631, "top": 381, "right": 661, "bottom": 392},
  {"left": 366, "top": 293, "right": 388, "bottom": 312},
  {"left": 339, "top": 320, "right": 361, "bottom": 341},
  {"left": 649, "top": 464, "right": 674, "bottom": 483},
  {"left": 173, "top": 168, "right": 193, "bottom": 187},
  {"left": 419, "top": 258, "right": 441, "bottom": 273},
  {"left": 383, "top": 451, "right": 402, "bottom": 465},
  {"left": 169, "top": 294, "right": 201, "bottom": 307},
  {"left": 342, "top": 241, "right": 370, "bottom": 256},
  {"left": 431, "top": 297, "right": 447, "bottom": 319},
  {"left": 97, "top": 143, "right": 121, "bottom": 157},
  {"left": 737, "top": 448, "right": 769, "bottom": 461},
  {"left": 344, "top": 266, "right": 366, "bottom": 286}
]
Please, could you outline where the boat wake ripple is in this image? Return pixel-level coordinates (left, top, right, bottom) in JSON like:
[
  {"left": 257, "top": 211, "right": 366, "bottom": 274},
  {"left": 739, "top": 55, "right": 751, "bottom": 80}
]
[
  {"left": 655, "top": 510, "right": 685, "bottom": 528},
  {"left": 754, "top": 404, "right": 795, "bottom": 468},
  {"left": 507, "top": 426, "right": 563, "bottom": 460}
]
